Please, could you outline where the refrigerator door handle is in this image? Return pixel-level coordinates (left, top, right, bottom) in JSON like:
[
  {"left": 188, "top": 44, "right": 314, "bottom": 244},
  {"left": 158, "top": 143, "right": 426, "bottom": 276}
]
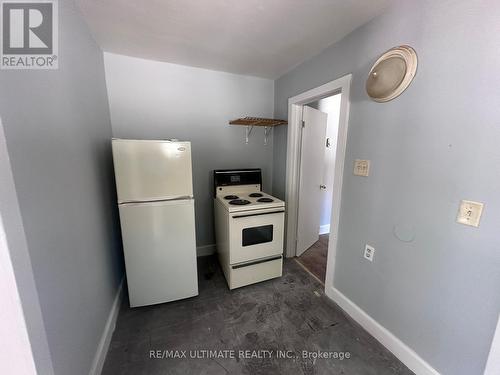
[{"left": 119, "top": 196, "right": 194, "bottom": 206}]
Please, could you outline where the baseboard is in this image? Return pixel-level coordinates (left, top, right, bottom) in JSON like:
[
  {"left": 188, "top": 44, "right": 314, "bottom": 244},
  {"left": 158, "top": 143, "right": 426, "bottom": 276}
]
[
  {"left": 89, "top": 278, "right": 124, "bottom": 375},
  {"left": 326, "top": 286, "right": 440, "bottom": 375},
  {"left": 197, "top": 244, "right": 216, "bottom": 257},
  {"left": 319, "top": 224, "right": 330, "bottom": 235}
]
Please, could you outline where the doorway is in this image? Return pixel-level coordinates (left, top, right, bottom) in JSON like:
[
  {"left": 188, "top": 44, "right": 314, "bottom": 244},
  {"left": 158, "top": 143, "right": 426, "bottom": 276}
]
[
  {"left": 295, "top": 94, "right": 341, "bottom": 283},
  {"left": 285, "top": 74, "right": 351, "bottom": 290}
]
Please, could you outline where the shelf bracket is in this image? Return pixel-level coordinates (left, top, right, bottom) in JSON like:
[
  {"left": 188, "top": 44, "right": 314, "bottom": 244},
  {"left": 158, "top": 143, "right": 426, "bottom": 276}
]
[
  {"left": 245, "top": 125, "right": 254, "bottom": 144},
  {"left": 264, "top": 126, "right": 272, "bottom": 145}
]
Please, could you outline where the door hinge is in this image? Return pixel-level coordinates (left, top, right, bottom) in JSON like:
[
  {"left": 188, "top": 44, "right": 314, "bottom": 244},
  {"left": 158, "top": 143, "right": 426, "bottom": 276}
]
[{"left": 301, "top": 120, "right": 305, "bottom": 128}]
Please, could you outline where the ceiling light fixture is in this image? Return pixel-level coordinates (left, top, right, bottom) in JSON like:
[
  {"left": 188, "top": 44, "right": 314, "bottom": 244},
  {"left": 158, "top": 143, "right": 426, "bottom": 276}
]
[{"left": 366, "top": 45, "right": 418, "bottom": 102}]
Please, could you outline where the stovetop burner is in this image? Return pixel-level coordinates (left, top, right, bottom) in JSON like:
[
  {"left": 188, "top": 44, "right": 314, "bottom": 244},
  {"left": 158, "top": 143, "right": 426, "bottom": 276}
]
[
  {"left": 224, "top": 195, "right": 239, "bottom": 200},
  {"left": 229, "top": 199, "right": 251, "bottom": 205},
  {"left": 257, "top": 197, "right": 274, "bottom": 203},
  {"left": 249, "top": 193, "right": 263, "bottom": 198}
]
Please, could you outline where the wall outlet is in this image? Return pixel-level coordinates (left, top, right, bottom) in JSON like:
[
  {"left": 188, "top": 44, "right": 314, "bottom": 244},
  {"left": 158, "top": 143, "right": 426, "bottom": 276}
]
[
  {"left": 456, "top": 200, "right": 484, "bottom": 227},
  {"left": 364, "top": 244, "right": 375, "bottom": 262},
  {"left": 354, "top": 159, "right": 370, "bottom": 176}
]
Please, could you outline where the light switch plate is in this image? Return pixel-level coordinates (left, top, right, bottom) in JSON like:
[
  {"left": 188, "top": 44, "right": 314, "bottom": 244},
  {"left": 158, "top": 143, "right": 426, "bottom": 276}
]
[
  {"left": 456, "top": 200, "right": 484, "bottom": 227},
  {"left": 364, "top": 244, "right": 375, "bottom": 262},
  {"left": 354, "top": 159, "right": 370, "bottom": 176}
]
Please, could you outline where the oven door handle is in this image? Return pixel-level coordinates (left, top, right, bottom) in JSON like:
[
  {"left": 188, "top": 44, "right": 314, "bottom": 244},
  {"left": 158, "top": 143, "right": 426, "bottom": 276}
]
[
  {"left": 232, "top": 210, "right": 285, "bottom": 219},
  {"left": 232, "top": 255, "right": 282, "bottom": 269}
]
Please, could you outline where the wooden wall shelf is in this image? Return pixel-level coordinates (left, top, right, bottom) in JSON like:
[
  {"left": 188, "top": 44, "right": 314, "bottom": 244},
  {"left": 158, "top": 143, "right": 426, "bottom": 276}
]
[
  {"left": 229, "top": 117, "right": 287, "bottom": 145},
  {"left": 229, "top": 117, "right": 288, "bottom": 127}
]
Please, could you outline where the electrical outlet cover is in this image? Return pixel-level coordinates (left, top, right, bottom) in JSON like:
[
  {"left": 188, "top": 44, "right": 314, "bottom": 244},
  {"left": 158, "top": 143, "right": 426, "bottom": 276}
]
[
  {"left": 456, "top": 200, "right": 484, "bottom": 227},
  {"left": 354, "top": 159, "right": 370, "bottom": 176},
  {"left": 364, "top": 244, "right": 375, "bottom": 262}
]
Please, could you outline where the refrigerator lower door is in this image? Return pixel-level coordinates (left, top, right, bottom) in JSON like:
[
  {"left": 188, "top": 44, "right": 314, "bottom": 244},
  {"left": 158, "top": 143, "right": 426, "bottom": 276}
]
[{"left": 119, "top": 198, "right": 198, "bottom": 307}]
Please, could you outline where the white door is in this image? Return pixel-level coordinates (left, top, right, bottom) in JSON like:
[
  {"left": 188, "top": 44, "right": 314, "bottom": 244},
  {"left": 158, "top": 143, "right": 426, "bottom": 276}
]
[
  {"left": 296, "top": 106, "right": 328, "bottom": 256},
  {"left": 119, "top": 199, "right": 198, "bottom": 307},
  {"left": 112, "top": 139, "right": 193, "bottom": 203}
]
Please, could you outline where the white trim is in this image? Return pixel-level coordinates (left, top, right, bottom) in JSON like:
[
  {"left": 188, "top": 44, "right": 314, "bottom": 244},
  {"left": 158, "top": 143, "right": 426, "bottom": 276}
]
[
  {"left": 324, "top": 77, "right": 351, "bottom": 290},
  {"left": 319, "top": 224, "right": 330, "bottom": 235},
  {"left": 89, "top": 278, "right": 124, "bottom": 375},
  {"left": 197, "top": 244, "right": 216, "bottom": 257},
  {"left": 484, "top": 314, "right": 500, "bottom": 375},
  {"left": 326, "top": 286, "right": 440, "bottom": 375},
  {"left": 284, "top": 103, "right": 303, "bottom": 257}
]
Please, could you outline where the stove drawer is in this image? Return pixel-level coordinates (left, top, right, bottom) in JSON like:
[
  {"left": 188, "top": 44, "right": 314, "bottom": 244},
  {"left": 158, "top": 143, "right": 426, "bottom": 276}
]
[
  {"left": 228, "top": 256, "right": 282, "bottom": 289},
  {"left": 229, "top": 209, "right": 284, "bottom": 264}
]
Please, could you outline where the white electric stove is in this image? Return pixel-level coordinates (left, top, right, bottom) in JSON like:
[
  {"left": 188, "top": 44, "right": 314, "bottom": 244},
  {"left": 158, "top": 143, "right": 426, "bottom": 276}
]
[{"left": 214, "top": 169, "right": 285, "bottom": 289}]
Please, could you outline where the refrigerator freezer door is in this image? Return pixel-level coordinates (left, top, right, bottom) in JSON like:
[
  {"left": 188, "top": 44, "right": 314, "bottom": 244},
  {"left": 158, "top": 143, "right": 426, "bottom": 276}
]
[
  {"left": 119, "top": 198, "right": 198, "bottom": 307},
  {"left": 112, "top": 139, "right": 193, "bottom": 203}
]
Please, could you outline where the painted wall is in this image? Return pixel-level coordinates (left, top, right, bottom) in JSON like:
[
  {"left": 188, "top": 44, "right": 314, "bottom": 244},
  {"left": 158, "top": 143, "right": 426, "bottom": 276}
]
[
  {"left": 274, "top": 1, "right": 500, "bottom": 374},
  {"left": 0, "top": 2, "right": 123, "bottom": 375},
  {"left": 104, "top": 52, "right": 275, "bottom": 250}
]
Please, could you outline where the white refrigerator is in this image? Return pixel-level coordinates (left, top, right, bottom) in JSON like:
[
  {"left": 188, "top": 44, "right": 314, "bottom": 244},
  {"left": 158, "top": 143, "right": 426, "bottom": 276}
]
[{"left": 112, "top": 139, "right": 198, "bottom": 307}]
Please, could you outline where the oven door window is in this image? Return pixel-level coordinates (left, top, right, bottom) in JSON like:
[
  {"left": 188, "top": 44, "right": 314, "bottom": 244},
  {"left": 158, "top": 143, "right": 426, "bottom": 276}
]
[{"left": 242, "top": 225, "right": 273, "bottom": 247}]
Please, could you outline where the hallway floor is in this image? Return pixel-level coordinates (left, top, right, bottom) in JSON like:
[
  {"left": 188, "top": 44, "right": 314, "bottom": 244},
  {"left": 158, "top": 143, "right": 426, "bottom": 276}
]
[
  {"left": 296, "top": 234, "right": 329, "bottom": 284},
  {"left": 102, "top": 256, "right": 413, "bottom": 375}
]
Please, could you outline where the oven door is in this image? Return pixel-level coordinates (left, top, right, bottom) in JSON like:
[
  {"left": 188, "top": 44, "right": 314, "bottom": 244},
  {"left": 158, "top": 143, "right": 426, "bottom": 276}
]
[{"left": 229, "top": 208, "right": 285, "bottom": 264}]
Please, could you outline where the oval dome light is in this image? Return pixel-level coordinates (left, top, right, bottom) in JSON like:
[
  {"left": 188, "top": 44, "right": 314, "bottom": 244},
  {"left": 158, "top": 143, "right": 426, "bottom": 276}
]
[{"left": 366, "top": 45, "right": 418, "bottom": 102}]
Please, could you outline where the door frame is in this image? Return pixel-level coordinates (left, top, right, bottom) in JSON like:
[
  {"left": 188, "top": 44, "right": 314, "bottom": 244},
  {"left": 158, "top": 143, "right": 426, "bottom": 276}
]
[{"left": 285, "top": 74, "right": 352, "bottom": 290}]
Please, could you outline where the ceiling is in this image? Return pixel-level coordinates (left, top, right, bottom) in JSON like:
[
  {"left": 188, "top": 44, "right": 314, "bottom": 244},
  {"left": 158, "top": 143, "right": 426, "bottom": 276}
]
[{"left": 77, "top": 0, "right": 391, "bottom": 79}]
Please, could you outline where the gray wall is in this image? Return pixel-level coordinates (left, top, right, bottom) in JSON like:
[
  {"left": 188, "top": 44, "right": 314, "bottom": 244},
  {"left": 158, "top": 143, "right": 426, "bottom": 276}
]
[
  {"left": 104, "top": 52, "right": 274, "bottom": 249},
  {"left": 274, "top": 1, "right": 500, "bottom": 374},
  {"left": 0, "top": 2, "right": 123, "bottom": 375}
]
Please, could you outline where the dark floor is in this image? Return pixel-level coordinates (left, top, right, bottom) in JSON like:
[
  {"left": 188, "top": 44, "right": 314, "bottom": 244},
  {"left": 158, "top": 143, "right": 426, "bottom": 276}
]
[
  {"left": 296, "top": 234, "right": 329, "bottom": 284},
  {"left": 102, "top": 256, "right": 413, "bottom": 375}
]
